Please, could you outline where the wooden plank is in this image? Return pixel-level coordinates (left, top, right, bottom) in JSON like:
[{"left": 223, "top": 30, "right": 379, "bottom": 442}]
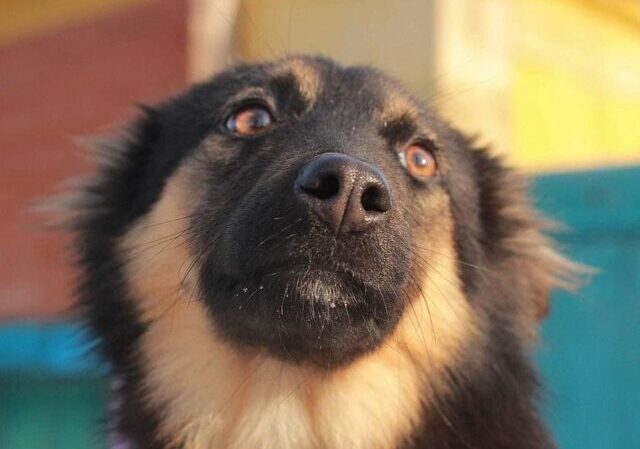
[
  {"left": 188, "top": 0, "right": 241, "bottom": 80},
  {"left": 533, "top": 166, "right": 640, "bottom": 236}
]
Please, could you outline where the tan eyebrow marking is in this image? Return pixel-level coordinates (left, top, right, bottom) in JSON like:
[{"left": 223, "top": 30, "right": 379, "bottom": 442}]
[
  {"left": 376, "top": 92, "right": 419, "bottom": 126},
  {"left": 273, "top": 58, "right": 320, "bottom": 105}
]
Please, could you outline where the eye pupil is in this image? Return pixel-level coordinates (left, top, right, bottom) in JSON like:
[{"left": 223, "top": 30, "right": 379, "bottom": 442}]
[
  {"left": 250, "top": 111, "right": 270, "bottom": 129},
  {"left": 413, "top": 153, "right": 428, "bottom": 167}
]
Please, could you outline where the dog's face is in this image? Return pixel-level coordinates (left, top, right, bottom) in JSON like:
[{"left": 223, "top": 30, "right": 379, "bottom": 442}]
[
  {"left": 85, "top": 56, "right": 559, "bottom": 366},
  {"left": 75, "top": 56, "right": 576, "bottom": 449},
  {"left": 187, "top": 59, "right": 460, "bottom": 367}
]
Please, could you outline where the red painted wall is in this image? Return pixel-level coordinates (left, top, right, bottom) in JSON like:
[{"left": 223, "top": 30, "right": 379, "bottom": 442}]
[{"left": 0, "top": 0, "right": 188, "bottom": 320}]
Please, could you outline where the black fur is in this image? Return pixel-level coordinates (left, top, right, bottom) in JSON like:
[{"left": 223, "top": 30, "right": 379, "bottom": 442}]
[{"left": 70, "top": 56, "right": 574, "bottom": 448}]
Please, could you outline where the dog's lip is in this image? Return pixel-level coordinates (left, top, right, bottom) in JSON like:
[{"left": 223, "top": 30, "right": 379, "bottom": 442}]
[
  {"left": 245, "top": 260, "right": 345, "bottom": 282},
  {"left": 258, "top": 267, "right": 349, "bottom": 290},
  {"left": 261, "top": 266, "right": 338, "bottom": 278},
  {"left": 226, "top": 265, "right": 357, "bottom": 305}
]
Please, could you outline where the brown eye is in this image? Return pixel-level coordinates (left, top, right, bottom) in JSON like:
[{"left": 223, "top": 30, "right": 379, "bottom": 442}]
[
  {"left": 401, "top": 144, "right": 438, "bottom": 180},
  {"left": 226, "top": 105, "right": 273, "bottom": 136}
]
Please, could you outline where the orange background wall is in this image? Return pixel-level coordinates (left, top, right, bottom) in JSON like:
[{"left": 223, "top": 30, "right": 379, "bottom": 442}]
[{"left": 0, "top": 0, "right": 188, "bottom": 319}]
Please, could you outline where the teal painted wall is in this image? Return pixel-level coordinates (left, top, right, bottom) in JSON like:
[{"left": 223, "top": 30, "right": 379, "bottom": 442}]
[
  {"left": 0, "top": 166, "right": 638, "bottom": 448},
  {"left": 534, "top": 166, "right": 640, "bottom": 449},
  {"left": 0, "top": 376, "right": 107, "bottom": 449}
]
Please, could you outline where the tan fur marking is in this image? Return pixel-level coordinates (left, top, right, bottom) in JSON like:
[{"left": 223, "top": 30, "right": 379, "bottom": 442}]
[
  {"left": 273, "top": 58, "right": 320, "bottom": 105},
  {"left": 377, "top": 93, "right": 419, "bottom": 127},
  {"left": 119, "top": 165, "right": 475, "bottom": 449}
]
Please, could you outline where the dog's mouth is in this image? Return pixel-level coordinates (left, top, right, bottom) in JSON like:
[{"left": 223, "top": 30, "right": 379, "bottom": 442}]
[{"left": 199, "top": 260, "right": 406, "bottom": 367}]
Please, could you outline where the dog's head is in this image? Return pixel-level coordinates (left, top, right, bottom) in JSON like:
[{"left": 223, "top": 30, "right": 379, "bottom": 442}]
[
  {"left": 184, "top": 59, "right": 447, "bottom": 366},
  {"left": 72, "top": 56, "right": 579, "bottom": 448},
  {"left": 76, "top": 55, "right": 576, "bottom": 366}
]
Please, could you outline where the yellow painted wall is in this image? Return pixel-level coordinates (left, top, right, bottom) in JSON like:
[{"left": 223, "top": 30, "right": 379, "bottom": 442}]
[
  {"left": 512, "top": 0, "right": 640, "bottom": 171},
  {"left": 234, "top": 0, "right": 438, "bottom": 99},
  {"left": 236, "top": 0, "right": 640, "bottom": 172},
  {"left": 0, "top": 0, "right": 145, "bottom": 44}
]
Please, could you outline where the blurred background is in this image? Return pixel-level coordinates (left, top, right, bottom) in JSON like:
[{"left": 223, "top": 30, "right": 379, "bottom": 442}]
[{"left": 0, "top": 0, "right": 638, "bottom": 447}]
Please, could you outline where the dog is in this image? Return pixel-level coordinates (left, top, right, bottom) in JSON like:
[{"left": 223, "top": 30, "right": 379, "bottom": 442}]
[{"left": 68, "top": 56, "right": 579, "bottom": 449}]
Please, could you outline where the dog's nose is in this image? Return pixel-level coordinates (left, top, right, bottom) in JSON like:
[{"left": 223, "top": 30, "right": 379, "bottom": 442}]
[{"left": 295, "top": 152, "right": 392, "bottom": 233}]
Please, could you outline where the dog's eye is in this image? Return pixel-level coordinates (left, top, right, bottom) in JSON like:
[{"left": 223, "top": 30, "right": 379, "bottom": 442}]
[
  {"left": 226, "top": 105, "right": 273, "bottom": 136},
  {"left": 400, "top": 144, "right": 438, "bottom": 180}
]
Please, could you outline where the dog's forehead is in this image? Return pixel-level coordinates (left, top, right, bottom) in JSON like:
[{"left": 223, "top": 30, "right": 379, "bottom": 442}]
[
  {"left": 270, "top": 58, "right": 321, "bottom": 104},
  {"left": 266, "top": 57, "right": 419, "bottom": 124}
]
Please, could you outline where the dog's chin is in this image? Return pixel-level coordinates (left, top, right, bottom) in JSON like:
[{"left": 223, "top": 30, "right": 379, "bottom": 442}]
[{"left": 200, "top": 267, "right": 405, "bottom": 368}]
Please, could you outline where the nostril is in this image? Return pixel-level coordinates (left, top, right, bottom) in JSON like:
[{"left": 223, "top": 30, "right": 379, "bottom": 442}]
[
  {"left": 361, "top": 185, "right": 390, "bottom": 213},
  {"left": 301, "top": 173, "right": 340, "bottom": 200}
]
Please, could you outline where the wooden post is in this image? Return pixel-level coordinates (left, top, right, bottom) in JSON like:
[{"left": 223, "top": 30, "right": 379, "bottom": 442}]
[{"left": 188, "top": 0, "right": 241, "bottom": 81}]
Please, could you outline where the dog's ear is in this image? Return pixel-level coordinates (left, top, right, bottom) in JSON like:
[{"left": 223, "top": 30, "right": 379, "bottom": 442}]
[
  {"left": 470, "top": 147, "right": 583, "bottom": 330},
  {"left": 49, "top": 106, "right": 164, "bottom": 233}
]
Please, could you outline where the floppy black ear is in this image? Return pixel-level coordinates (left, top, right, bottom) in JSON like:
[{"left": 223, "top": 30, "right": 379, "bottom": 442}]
[
  {"left": 90, "top": 106, "right": 166, "bottom": 230},
  {"left": 470, "top": 147, "right": 582, "bottom": 326}
]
